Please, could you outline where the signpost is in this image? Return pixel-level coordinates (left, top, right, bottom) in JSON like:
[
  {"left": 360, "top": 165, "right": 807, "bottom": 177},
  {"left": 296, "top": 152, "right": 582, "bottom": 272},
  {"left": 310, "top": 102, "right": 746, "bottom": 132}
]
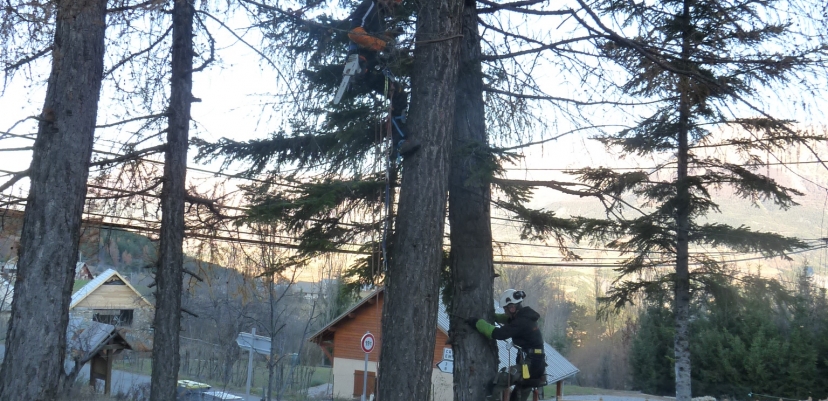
[
  {"left": 436, "top": 347, "right": 454, "bottom": 373},
  {"left": 235, "top": 328, "right": 272, "bottom": 397},
  {"left": 360, "top": 332, "right": 375, "bottom": 401}
]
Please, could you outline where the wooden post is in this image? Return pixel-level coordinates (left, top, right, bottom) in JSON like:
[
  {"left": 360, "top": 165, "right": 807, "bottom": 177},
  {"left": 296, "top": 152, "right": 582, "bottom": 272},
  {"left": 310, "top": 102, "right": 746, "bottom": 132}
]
[
  {"left": 104, "top": 350, "right": 113, "bottom": 395},
  {"left": 556, "top": 381, "right": 563, "bottom": 400}
]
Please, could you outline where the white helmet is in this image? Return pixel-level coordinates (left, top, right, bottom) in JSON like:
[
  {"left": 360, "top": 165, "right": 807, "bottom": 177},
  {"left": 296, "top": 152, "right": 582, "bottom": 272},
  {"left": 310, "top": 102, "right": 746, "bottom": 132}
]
[{"left": 499, "top": 289, "right": 525, "bottom": 308}]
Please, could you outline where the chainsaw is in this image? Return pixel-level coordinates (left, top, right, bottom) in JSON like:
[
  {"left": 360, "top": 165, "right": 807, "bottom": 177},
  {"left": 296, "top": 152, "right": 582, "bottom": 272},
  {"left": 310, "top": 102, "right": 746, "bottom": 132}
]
[{"left": 333, "top": 54, "right": 362, "bottom": 104}]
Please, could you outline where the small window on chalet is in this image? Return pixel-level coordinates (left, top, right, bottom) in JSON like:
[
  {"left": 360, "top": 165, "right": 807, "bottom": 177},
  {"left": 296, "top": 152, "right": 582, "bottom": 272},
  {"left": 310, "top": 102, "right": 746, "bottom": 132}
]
[
  {"left": 103, "top": 277, "right": 126, "bottom": 285},
  {"left": 93, "top": 309, "right": 134, "bottom": 327}
]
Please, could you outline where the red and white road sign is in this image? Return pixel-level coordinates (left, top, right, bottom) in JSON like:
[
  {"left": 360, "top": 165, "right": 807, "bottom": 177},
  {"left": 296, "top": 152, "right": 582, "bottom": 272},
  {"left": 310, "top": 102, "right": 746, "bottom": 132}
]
[{"left": 360, "top": 332, "right": 375, "bottom": 353}]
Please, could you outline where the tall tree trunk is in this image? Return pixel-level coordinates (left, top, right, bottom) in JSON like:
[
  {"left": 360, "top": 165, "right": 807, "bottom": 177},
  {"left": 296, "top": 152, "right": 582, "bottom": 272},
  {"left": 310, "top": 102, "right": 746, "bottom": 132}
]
[
  {"left": 0, "top": 0, "right": 106, "bottom": 399},
  {"left": 150, "top": 0, "right": 194, "bottom": 399},
  {"left": 267, "top": 278, "right": 276, "bottom": 401},
  {"left": 377, "top": 0, "right": 463, "bottom": 398},
  {"left": 449, "top": 1, "right": 499, "bottom": 401},
  {"left": 673, "top": 2, "right": 692, "bottom": 398}
]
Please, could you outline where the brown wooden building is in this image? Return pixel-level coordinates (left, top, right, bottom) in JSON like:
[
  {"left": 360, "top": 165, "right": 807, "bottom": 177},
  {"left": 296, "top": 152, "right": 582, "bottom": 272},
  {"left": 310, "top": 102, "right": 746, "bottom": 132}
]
[
  {"left": 309, "top": 288, "right": 454, "bottom": 400},
  {"left": 308, "top": 288, "right": 579, "bottom": 401}
]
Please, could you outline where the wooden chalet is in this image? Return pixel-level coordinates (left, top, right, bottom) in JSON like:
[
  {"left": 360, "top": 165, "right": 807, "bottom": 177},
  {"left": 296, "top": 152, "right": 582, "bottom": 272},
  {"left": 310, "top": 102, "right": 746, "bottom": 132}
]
[
  {"left": 309, "top": 288, "right": 579, "bottom": 401},
  {"left": 70, "top": 268, "right": 154, "bottom": 351}
]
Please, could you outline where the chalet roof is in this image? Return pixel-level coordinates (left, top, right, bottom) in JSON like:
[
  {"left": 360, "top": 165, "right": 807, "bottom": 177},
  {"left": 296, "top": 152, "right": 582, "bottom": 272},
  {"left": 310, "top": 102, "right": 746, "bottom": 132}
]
[
  {"left": 65, "top": 317, "right": 133, "bottom": 358},
  {"left": 70, "top": 268, "right": 153, "bottom": 309},
  {"left": 308, "top": 287, "right": 382, "bottom": 343},
  {"left": 308, "top": 288, "right": 579, "bottom": 383}
]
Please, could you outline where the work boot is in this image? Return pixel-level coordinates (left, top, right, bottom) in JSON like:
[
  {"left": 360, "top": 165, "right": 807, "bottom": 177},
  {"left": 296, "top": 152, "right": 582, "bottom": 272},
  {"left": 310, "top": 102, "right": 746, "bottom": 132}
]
[{"left": 397, "top": 139, "right": 421, "bottom": 157}]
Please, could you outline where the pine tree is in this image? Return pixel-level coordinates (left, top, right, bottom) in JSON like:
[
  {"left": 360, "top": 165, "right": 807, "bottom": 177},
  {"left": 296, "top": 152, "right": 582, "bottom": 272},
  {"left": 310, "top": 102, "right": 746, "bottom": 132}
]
[
  {"left": 560, "top": 0, "right": 828, "bottom": 398},
  {"left": 0, "top": 1, "right": 107, "bottom": 398}
]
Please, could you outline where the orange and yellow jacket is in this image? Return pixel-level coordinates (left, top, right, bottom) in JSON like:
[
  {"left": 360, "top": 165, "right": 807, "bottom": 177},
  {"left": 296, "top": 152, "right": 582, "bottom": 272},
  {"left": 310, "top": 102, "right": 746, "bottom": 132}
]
[{"left": 348, "top": 0, "right": 392, "bottom": 52}]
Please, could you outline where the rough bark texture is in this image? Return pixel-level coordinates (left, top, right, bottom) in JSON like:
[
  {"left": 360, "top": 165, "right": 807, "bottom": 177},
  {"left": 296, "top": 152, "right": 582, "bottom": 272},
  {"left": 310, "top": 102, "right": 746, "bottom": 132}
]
[
  {"left": 673, "top": 2, "right": 692, "bottom": 399},
  {"left": 0, "top": 0, "right": 106, "bottom": 399},
  {"left": 449, "top": 2, "right": 500, "bottom": 400},
  {"left": 149, "top": 0, "right": 194, "bottom": 399},
  {"left": 376, "top": 0, "right": 463, "bottom": 398}
]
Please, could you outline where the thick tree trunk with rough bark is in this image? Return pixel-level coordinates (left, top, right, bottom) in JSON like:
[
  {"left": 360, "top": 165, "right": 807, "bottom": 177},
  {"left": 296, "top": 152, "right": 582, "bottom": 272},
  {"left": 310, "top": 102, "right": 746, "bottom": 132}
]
[
  {"left": 449, "top": 2, "right": 499, "bottom": 400},
  {"left": 673, "top": 2, "right": 692, "bottom": 399},
  {"left": 150, "top": 0, "right": 194, "bottom": 399},
  {"left": 674, "top": 92, "right": 692, "bottom": 401},
  {"left": 377, "top": 0, "right": 463, "bottom": 398},
  {"left": 0, "top": 0, "right": 106, "bottom": 399}
]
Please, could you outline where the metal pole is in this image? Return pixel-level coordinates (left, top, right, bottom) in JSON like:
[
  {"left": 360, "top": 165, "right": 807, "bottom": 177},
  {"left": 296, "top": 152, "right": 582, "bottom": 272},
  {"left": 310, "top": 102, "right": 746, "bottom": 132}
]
[
  {"left": 361, "top": 351, "right": 368, "bottom": 401},
  {"left": 246, "top": 327, "right": 256, "bottom": 397}
]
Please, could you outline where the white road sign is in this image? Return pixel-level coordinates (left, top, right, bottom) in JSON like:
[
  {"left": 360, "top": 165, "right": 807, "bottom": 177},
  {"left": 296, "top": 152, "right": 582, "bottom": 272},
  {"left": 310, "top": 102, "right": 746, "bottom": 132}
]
[
  {"left": 361, "top": 332, "right": 375, "bottom": 353},
  {"left": 436, "top": 359, "right": 453, "bottom": 373}
]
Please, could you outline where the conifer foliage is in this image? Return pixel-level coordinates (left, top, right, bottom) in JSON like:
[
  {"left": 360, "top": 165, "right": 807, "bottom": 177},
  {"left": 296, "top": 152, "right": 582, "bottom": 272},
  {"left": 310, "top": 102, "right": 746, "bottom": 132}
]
[
  {"left": 631, "top": 269, "right": 828, "bottom": 399},
  {"left": 550, "top": 0, "right": 828, "bottom": 399}
]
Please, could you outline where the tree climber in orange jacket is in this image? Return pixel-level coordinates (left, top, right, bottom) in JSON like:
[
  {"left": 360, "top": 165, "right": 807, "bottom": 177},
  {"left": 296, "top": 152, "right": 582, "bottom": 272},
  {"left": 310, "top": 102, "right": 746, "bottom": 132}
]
[{"left": 347, "top": 0, "right": 420, "bottom": 157}]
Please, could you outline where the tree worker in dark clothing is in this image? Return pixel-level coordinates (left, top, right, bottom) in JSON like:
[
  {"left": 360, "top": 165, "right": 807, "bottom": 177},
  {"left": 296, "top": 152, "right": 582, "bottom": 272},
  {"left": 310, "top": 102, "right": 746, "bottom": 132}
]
[
  {"left": 346, "top": 0, "right": 420, "bottom": 156},
  {"left": 468, "top": 289, "right": 547, "bottom": 401}
]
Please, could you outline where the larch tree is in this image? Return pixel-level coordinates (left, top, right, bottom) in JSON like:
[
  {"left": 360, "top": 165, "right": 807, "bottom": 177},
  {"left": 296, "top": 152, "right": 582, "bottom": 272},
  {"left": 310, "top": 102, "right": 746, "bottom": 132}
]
[
  {"left": 150, "top": 0, "right": 195, "bottom": 399},
  {"left": 0, "top": 0, "right": 107, "bottom": 399}
]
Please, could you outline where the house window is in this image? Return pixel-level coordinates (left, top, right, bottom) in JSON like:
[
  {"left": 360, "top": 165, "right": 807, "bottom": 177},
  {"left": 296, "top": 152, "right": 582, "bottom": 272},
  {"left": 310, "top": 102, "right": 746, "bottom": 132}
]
[{"left": 93, "top": 309, "right": 134, "bottom": 327}]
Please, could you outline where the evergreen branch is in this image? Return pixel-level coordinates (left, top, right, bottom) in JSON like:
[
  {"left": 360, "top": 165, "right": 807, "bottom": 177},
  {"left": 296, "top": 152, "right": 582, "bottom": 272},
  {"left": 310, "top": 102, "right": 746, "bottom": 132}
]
[
  {"left": 491, "top": 177, "right": 600, "bottom": 198},
  {"left": 694, "top": 160, "right": 803, "bottom": 209},
  {"left": 689, "top": 224, "right": 810, "bottom": 259}
]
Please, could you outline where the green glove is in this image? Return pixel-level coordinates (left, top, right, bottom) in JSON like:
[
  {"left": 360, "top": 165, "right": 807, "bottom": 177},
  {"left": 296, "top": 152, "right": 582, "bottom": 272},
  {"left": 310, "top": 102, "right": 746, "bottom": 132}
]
[{"left": 474, "top": 319, "right": 495, "bottom": 339}]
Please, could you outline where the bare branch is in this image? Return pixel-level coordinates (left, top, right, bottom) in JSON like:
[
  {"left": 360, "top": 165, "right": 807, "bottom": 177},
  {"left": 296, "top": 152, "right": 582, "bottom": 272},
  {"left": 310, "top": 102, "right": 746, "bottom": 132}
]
[
  {"left": 104, "top": 26, "right": 173, "bottom": 78},
  {"left": 0, "top": 170, "right": 29, "bottom": 194},
  {"left": 4, "top": 46, "right": 52, "bottom": 73},
  {"left": 484, "top": 85, "right": 671, "bottom": 106},
  {"left": 0, "top": 147, "right": 33, "bottom": 152},
  {"left": 90, "top": 144, "right": 167, "bottom": 166},
  {"left": 95, "top": 113, "right": 168, "bottom": 129},
  {"left": 477, "top": 0, "right": 573, "bottom": 15},
  {"left": 481, "top": 35, "right": 599, "bottom": 61},
  {"left": 183, "top": 268, "right": 204, "bottom": 282},
  {"left": 107, "top": 0, "right": 163, "bottom": 13}
]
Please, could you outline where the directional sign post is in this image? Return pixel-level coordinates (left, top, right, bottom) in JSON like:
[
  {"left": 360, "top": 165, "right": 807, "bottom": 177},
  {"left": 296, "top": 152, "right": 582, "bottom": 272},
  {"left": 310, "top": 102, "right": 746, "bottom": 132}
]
[
  {"left": 436, "top": 347, "right": 454, "bottom": 373},
  {"left": 235, "top": 328, "right": 272, "bottom": 397},
  {"left": 360, "top": 332, "right": 375, "bottom": 401}
]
